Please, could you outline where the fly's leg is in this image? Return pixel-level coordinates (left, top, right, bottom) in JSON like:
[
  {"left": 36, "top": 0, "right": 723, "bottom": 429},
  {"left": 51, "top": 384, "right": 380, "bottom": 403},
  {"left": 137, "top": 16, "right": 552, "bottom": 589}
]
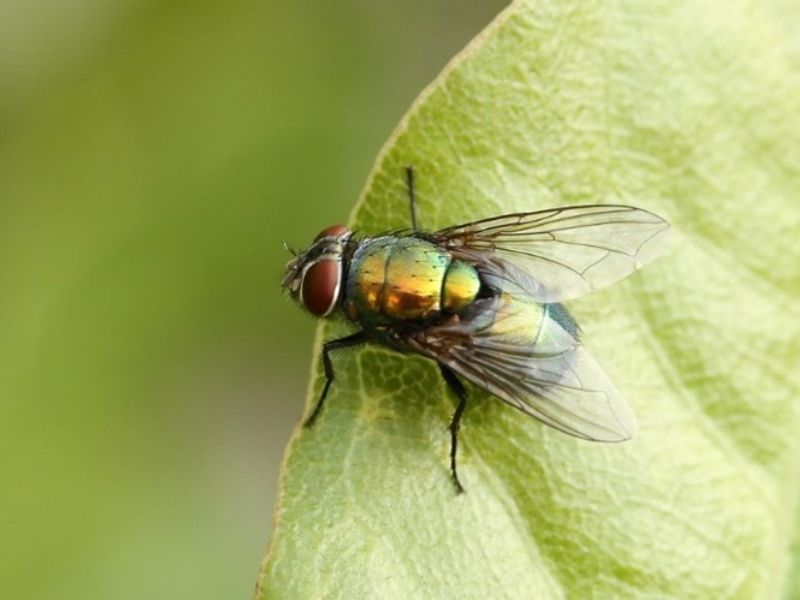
[
  {"left": 304, "top": 332, "right": 369, "bottom": 427},
  {"left": 405, "top": 165, "right": 419, "bottom": 231},
  {"left": 439, "top": 364, "right": 468, "bottom": 494}
]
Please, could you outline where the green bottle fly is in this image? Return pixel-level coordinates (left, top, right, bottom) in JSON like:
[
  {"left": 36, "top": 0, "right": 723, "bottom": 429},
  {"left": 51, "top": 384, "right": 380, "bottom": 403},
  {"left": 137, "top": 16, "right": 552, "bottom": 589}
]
[{"left": 281, "top": 167, "right": 669, "bottom": 492}]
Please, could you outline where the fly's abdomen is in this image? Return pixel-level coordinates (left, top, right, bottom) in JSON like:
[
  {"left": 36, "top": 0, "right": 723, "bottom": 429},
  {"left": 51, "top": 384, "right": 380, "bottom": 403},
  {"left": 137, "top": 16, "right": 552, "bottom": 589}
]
[
  {"left": 487, "top": 291, "right": 578, "bottom": 354},
  {"left": 346, "top": 236, "right": 479, "bottom": 323}
]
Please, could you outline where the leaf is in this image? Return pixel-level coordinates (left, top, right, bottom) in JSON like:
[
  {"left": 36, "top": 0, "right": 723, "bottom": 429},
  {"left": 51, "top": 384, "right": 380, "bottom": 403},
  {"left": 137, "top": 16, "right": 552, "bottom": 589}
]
[{"left": 256, "top": 0, "right": 800, "bottom": 597}]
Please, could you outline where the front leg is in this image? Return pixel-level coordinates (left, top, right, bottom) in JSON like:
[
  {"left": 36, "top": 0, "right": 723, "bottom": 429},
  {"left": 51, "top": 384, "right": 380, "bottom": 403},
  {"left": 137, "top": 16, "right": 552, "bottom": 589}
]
[{"left": 304, "top": 331, "right": 369, "bottom": 427}]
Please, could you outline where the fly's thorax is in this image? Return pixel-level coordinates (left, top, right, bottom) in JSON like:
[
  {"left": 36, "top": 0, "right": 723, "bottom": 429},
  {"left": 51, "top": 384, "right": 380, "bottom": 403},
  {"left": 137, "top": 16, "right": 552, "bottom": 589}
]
[
  {"left": 344, "top": 237, "right": 393, "bottom": 321},
  {"left": 345, "top": 236, "right": 480, "bottom": 323}
]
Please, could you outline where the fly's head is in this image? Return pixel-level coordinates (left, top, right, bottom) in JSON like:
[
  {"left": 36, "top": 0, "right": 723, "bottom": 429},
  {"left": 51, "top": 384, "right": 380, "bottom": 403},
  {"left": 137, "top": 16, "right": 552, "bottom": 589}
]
[{"left": 282, "top": 224, "right": 352, "bottom": 318}]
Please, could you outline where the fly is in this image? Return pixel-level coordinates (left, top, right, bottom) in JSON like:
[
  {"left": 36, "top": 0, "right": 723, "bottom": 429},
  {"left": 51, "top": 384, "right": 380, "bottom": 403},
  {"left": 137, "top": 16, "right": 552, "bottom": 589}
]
[{"left": 281, "top": 167, "right": 670, "bottom": 493}]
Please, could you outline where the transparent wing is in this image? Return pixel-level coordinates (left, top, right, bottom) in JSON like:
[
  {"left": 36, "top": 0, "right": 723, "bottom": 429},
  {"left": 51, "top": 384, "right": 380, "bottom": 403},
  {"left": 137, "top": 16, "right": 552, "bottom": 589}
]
[
  {"left": 429, "top": 204, "right": 669, "bottom": 302},
  {"left": 406, "top": 286, "right": 637, "bottom": 442}
]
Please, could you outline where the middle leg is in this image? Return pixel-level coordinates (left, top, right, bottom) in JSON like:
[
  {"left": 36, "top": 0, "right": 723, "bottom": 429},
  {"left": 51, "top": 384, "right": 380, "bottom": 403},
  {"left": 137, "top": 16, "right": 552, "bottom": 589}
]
[{"left": 438, "top": 364, "right": 468, "bottom": 494}]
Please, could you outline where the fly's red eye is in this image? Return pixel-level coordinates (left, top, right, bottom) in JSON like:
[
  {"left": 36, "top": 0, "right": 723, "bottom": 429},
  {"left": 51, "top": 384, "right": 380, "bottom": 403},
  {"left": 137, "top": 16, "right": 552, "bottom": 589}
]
[
  {"left": 314, "top": 224, "right": 349, "bottom": 241},
  {"left": 300, "top": 259, "right": 342, "bottom": 317}
]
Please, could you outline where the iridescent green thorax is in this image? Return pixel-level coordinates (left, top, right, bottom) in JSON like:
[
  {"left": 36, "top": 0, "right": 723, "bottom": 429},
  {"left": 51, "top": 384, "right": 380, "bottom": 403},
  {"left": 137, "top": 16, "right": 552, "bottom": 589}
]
[{"left": 345, "top": 236, "right": 480, "bottom": 324}]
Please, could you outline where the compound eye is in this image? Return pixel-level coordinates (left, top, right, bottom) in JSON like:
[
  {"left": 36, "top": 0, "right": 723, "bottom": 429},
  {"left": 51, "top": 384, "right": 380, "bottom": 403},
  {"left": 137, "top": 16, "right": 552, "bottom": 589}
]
[
  {"left": 300, "top": 258, "right": 342, "bottom": 317},
  {"left": 314, "top": 224, "right": 349, "bottom": 241}
]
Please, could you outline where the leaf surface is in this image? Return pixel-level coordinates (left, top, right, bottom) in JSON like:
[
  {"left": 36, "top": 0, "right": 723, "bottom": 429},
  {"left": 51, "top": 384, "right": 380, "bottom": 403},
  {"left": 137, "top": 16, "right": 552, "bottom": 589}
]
[{"left": 257, "top": 1, "right": 800, "bottom": 597}]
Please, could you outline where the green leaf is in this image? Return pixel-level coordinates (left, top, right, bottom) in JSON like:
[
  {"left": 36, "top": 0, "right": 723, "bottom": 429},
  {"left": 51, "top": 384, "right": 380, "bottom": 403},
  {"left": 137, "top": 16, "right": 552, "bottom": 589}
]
[{"left": 256, "top": 0, "right": 800, "bottom": 597}]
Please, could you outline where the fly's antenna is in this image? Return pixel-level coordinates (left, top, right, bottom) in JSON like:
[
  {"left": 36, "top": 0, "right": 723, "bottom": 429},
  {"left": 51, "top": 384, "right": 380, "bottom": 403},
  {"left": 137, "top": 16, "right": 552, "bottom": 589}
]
[
  {"left": 405, "top": 165, "right": 419, "bottom": 232},
  {"left": 283, "top": 241, "right": 298, "bottom": 257}
]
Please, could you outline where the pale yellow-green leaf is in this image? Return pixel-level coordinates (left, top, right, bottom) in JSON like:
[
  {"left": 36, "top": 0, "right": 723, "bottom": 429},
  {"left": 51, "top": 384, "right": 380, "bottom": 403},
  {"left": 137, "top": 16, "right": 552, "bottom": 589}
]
[{"left": 257, "top": 0, "right": 800, "bottom": 597}]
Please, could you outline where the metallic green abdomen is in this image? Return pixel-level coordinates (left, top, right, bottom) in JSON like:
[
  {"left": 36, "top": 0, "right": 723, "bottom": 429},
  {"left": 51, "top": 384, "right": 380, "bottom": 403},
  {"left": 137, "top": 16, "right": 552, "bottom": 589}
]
[{"left": 345, "top": 236, "right": 480, "bottom": 323}]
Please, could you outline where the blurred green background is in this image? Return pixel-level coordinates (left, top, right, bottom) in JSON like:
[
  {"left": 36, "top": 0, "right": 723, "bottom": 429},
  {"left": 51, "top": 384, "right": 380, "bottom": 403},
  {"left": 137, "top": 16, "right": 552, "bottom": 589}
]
[{"left": 0, "top": 1, "right": 506, "bottom": 598}]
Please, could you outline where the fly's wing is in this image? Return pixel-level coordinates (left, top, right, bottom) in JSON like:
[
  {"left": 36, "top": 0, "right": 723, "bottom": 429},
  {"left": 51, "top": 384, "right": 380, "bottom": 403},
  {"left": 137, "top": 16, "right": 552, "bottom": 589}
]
[
  {"left": 406, "top": 284, "right": 637, "bottom": 442},
  {"left": 429, "top": 204, "right": 669, "bottom": 302}
]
